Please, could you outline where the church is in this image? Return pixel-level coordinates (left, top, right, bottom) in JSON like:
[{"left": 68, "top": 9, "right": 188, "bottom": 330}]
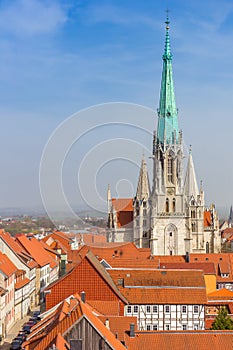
[{"left": 107, "top": 17, "right": 221, "bottom": 256}]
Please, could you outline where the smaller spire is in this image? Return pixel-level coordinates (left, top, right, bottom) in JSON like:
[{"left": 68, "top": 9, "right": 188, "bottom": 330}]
[
  {"left": 228, "top": 205, "right": 233, "bottom": 227},
  {"left": 184, "top": 151, "right": 199, "bottom": 200},
  {"left": 136, "top": 154, "right": 150, "bottom": 200}
]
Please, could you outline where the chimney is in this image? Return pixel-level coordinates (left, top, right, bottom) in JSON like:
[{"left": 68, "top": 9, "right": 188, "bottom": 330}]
[
  {"left": 130, "top": 323, "right": 135, "bottom": 338},
  {"left": 185, "top": 252, "right": 190, "bottom": 263},
  {"left": 70, "top": 339, "right": 82, "bottom": 350},
  {"left": 105, "top": 318, "right": 110, "bottom": 330},
  {"left": 81, "top": 291, "right": 86, "bottom": 303}
]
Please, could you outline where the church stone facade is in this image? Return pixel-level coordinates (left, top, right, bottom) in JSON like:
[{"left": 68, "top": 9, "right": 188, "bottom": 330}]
[{"left": 107, "top": 18, "right": 221, "bottom": 255}]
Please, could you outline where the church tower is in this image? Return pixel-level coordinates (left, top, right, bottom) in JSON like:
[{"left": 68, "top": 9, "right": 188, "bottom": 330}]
[
  {"left": 107, "top": 16, "right": 220, "bottom": 255},
  {"left": 149, "top": 16, "right": 210, "bottom": 255}
]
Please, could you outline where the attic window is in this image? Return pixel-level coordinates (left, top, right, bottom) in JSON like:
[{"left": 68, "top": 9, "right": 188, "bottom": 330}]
[{"left": 117, "top": 278, "right": 124, "bottom": 286}]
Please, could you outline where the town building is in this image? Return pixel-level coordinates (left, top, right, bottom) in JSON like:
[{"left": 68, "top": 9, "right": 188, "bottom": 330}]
[{"left": 107, "top": 17, "right": 221, "bottom": 255}]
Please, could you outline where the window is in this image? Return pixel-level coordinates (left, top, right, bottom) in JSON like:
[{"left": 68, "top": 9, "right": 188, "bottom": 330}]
[
  {"left": 153, "top": 324, "right": 158, "bottom": 330},
  {"left": 170, "top": 250, "right": 173, "bottom": 256},
  {"left": 169, "top": 232, "right": 172, "bottom": 237},
  {"left": 172, "top": 198, "right": 176, "bottom": 212},
  {"left": 143, "top": 219, "right": 147, "bottom": 227},
  {"left": 146, "top": 325, "right": 151, "bottom": 331},
  {"left": 191, "top": 222, "right": 196, "bottom": 232},
  {"left": 153, "top": 305, "right": 158, "bottom": 313},
  {"left": 194, "top": 324, "right": 199, "bottom": 330},
  {"left": 165, "top": 305, "right": 170, "bottom": 313},
  {"left": 168, "top": 157, "right": 173, "bottom": 182},
  {"left": 127, "top": 305, "right": 132, "bottom": 314},
  {"left": 165, "top": 324, "right": 170, "bottom": 330},
  {"left": 206, "top": 242, "right": 209, "bottom": 254},
  {"left": 143, "top": 201, "right": 146, "bottom": 208},
  {"left": 191, "top": 210, "right": 196, "bottom": 218},
  {"left": 182, "top": 305, "right": 187, "bottom": 313},
  {"left": 146, "top": 305, "right": 151, "bottom": 313},
  {"left": 166, "top": 198, "right": 169, "bottom": 213},
  {"left": 143, "top": 209, "right": 147, "bottom": 216},
  {"left": 133, "top": 305, "right": 138, "bottom": 313},
  {"left": 182, "top": 325, "right": 187, "bottom": 330},
  {"left": 194, "top": 305, "right": 199, "bottom": 314},
  {"left": 143, "top": 231, "right": 147, "bottom": 237}
]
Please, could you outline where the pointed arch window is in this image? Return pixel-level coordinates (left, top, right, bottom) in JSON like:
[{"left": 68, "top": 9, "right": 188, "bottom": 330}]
[
  {"left": 168, "top": 157, "right": 173, "bottom": 183},
  {"left": 166, "top": 198, "right": 169, "bottom": 213},
  {"left": 191, "top": 222, "right": 196, "bottom": 232},
  {"left": 172, "top": 198, "right": 176, "bottom": 212}
]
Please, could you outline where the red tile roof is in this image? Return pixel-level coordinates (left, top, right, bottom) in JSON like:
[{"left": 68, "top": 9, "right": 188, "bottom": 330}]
[
  {"left": 160, "top": 262, "right": 216, "bottom": 274},
  {"left": 207, "top": 288, "right": 233, "bottom": 300},
  {"left": 87, "top": 300, "right": 121, "bottom": 316},
  {"left": 112, "top": 198, "right": 133, "bottom": 212},
  {"left": 109, "top": 269, "right": 206, "bottom": 288},
  {"left": 125, "top": 331, "right": 233, "bottom": 350},
  {"left": 15, "top": 277, "right": 30, "bottom": 289},
  {"left": 24, "top": 294, "right": 127, "bottom": 350},
  {"left": 0, "top": 251, "right": 17, "bottom": 277},
  {"left": 108, "top": 269, "right": 207, "bottom": 304},
  {"left": 0, "top": 229, "right": 37, "bottom": 269},
  {"left": 204, "top": 211, "right": 212, "bottom": 227},
  {"left": 98, "top": 316, "right": 138, "bottom": 343},
  {"left": 16, "top": 235, "right": 58, "bottom": 269}
]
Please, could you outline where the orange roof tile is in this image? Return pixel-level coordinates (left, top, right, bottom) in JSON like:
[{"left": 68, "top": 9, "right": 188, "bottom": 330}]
[
  {"left": 204, "top": 211, "right": 212, "bottom": 227},
  {"left": 87, "top": 300, "right": 121, "bottom": 316},
  {"left": 0, "top": 251, "right": 17, "bottom": 277},
  {"left": 125, "top": 331, "right": 233, "bottom": 350},
  {"left": 112, "top": 198, "right": 133, "bottom": 212},
  {"left": 109, "top": 269, "right": 206, "bottom": 288},
  {"left": 16, "top": 235, "right": 58, "bottom": 269},
  {"left": 15, "top": 277, "right": 30, "bottom": 289},
  {"left": 208, "top": 288, "right": 233, "bottom": 300},
  {"left": 160, "top": 262, "right": 216, "bottom": 274},
  {"left": 24, "top": 294, "right": 127, "bottom": 350},
  {"left": 108, "top": 269, "right": 207, "bottom": 304},
  {"left": 98, "top": 316, "right": 138, "bottom": 343}
]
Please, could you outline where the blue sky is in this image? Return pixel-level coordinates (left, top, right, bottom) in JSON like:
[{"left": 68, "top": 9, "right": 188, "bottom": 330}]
[{"left": 0, "top": 0, "right": 233, "bottom": 216}]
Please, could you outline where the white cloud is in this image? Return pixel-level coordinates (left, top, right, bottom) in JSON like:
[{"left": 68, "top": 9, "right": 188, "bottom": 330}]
[{"left": 0, "top": 0, "right": 68, "bottom": 36}]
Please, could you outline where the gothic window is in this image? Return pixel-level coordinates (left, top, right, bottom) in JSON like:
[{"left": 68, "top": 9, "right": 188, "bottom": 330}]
[
  {"left": 172, "top": 198, "right": 176, "bottom": 212},
  {"left": 143, "top": 201, "right": 146, "bottom": 208},
  {"left": 191, "top": 222, "right": 196, "bottom": 232},
  {"left": 136, "top": 209, "right": 139, "bottom": 216},
  {"left": 166, "top": 198, "right": 169, "bottom": 213},
  {"left": 143, "top": 209, "right": 147, "bottom": 216},
  {"left": 168, "top": 157, "right": 173, "bottom": 182},
  {"left": 143, "top": 231, "right": 147, "bottom": 237},
  {"left": 191, "top": 210, "right": 196, "bottom": 218},
  {"left": 206, "top": 241, "right": 209, "bottom": 254}
]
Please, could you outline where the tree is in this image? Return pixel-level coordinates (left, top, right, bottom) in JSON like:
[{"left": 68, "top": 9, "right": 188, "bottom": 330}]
[{"left": 211, "top": 306, "right": 233, "bottom": 330}]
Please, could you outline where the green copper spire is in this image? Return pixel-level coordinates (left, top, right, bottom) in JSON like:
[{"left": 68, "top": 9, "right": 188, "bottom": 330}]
[{"left": 157, "top": 16, "right": 179, "bottom": 145}]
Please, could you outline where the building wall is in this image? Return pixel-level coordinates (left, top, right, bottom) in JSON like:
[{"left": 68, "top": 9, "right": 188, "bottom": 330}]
[
  {"left": 204, "top": 274, "right": 217, "bottom": 294},
  {"left": 125, "top": 304, "right": 205, "bottom": 331},
  {"left": 65, "top": 317, "right": 114, "bottom": 350}
]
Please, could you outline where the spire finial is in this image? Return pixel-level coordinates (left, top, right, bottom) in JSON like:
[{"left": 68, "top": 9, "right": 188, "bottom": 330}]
[{"left": 165, "top": 9, "right": 170, "bottom": 30}]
